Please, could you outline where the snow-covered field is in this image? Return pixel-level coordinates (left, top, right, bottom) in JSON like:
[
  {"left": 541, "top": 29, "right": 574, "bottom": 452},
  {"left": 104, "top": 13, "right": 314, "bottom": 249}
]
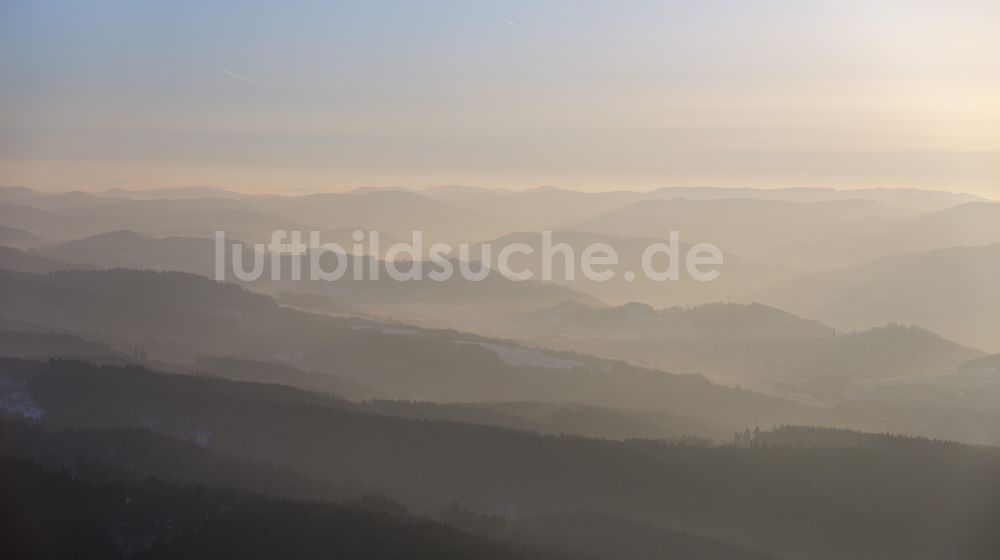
[{"left": 460, "top": 341, "right": 584, "bottom": 370}]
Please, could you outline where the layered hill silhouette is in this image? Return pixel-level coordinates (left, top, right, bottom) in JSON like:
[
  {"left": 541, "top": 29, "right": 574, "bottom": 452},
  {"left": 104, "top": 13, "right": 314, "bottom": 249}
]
[
  {"left": 1, "top": 455, "right": 556, "bottom": 560},
  {"left": 1, "top": 360, "right": 998, "bottom": 559},
  {"left": 418, "top": 185, "right": 984, "bottom": 234},
  {"left": 0, "top": 246, "right": 73, "bottom": 274},
  {"left": 0, "top": 416, "right": 784, "bottom": 560},
  {"left": 0, "top": 267, "right": 858, "bottom": 430},
  {"left": 0, "top": 187, "right": 505, "bottom": 245},
  {"left": 467, "top": 231, "right": 788, "bottom": 307},
  {"left": 572, "top": 198, "right": 903, "bottom": 261},
  {"left": 760, "top": 201, "right": 1000, "bottom": 268},
  {"left": 525, "top": 302, "right": 981, "bottom": 400},
  {"left": 32, "top": 230, "right": 596, "bottom": 311},
  {"left": 520, "top": 301, "right": 834, "bottom": 340},
  {"left": 758, "top": 244, "right": 1000, "bottom": 351},
  {"left": 0, "top": 224, "right": 43, "bottom": 248}
]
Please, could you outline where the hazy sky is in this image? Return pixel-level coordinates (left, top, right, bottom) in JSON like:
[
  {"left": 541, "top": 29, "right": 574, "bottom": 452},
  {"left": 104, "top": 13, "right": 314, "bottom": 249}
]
[{"left": 1, "top": 0, "right": 998, "bottom": 195}]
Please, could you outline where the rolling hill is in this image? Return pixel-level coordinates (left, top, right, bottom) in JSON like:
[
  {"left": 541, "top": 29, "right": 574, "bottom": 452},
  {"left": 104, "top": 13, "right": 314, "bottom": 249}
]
[
  {"left": 1, "top": 359, "right": 997, "bottom": 559},
  {"left": 757, "top": 244, "right": 1000, "bottom": 352},
  {"left": 572, "top": 198, "right": 902, "bottom": 261},
  {"left": 0, "top": 267, "right": 868, "bottom": 431}
]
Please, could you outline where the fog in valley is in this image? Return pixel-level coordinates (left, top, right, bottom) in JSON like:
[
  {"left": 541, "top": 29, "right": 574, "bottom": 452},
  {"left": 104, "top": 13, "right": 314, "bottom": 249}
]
[
  {"left": 2, "top": 183, "right": 999, "bottom": 559},
  {"left": 2, "top": 1, "right": 1000, "bottom": 559}
]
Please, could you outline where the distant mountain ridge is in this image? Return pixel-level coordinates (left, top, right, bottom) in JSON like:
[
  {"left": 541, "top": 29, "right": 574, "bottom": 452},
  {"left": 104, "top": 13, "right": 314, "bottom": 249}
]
[
  {"left": 521, "top": 301, "right": 834, "bottom": 340},
  {"left": 34, "top": 230, "right": 597, "bottom": 309},
  {"left": 758, "top": 243, "right": 1000, "bottom": 352}
]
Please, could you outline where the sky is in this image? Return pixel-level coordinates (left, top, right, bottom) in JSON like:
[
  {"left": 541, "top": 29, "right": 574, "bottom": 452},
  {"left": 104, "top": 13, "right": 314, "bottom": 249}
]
[{"left": 1, "top": 0, "right": 998, "bottom": 195}]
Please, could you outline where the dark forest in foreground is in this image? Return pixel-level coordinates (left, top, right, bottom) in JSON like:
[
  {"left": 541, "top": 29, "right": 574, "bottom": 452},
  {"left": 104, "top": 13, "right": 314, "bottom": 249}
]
[{"left": 1, "top": 359, "right": 999, "bottom": 559}]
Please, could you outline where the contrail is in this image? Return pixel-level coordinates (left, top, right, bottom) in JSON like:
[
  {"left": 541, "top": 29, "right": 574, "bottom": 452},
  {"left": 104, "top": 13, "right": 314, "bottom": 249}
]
[
  {"left": 223, "top": 68, "right": 276, "bottom": 90},
  {"left": 506, "top": 20, "right": 519, "bottom": 27}
]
